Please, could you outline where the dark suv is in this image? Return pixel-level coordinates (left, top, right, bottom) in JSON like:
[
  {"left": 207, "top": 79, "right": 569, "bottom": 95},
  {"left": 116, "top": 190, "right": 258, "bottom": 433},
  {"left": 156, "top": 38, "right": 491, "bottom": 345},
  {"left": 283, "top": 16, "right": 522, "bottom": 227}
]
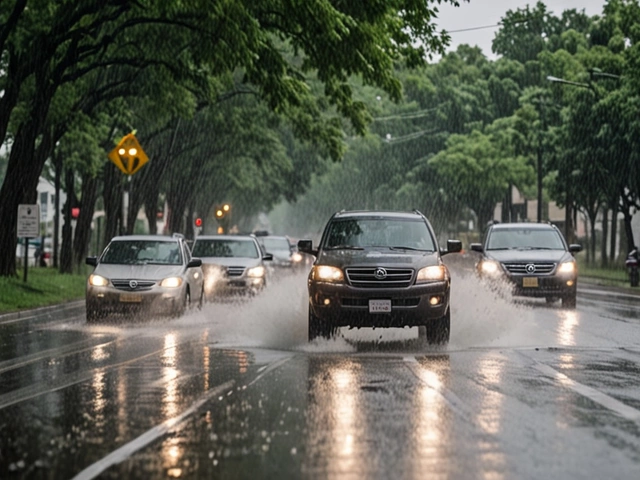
[
  {"left": 297, "top": 210, "right": 462, "bottom": 344},
  {"left": 470, "top": 222, "right": 582, "bottom": 308}
]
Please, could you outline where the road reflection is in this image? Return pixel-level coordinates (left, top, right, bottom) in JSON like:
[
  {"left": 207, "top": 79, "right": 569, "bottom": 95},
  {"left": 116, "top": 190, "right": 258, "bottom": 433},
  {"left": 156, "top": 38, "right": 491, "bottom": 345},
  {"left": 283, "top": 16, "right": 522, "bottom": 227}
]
[{"left": 475, "top": 354, "right": 507, "bottom": 479}]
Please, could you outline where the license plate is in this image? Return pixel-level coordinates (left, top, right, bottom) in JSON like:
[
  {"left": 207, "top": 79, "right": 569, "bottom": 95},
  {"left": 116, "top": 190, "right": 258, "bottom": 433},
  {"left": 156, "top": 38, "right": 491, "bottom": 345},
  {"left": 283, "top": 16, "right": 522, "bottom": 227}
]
[
  {"left": 522, "top": 277, "right": 539, "bottom": 288},
  {"left": 369, "top": 299, "right": 391, "bottom": 313},
  {"left": 120, "top": 293, "right": 142, "bottom": 303}
]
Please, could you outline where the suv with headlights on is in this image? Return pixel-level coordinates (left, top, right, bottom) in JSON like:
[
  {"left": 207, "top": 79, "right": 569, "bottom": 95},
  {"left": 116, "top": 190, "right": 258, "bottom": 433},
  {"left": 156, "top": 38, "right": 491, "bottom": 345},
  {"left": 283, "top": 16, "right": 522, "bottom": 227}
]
[
  {"left": 297, "top": 210, "right": 462, "bottom": 343},
  {"left": 470, "top": 222, "right": 582, "bottom": 308}
]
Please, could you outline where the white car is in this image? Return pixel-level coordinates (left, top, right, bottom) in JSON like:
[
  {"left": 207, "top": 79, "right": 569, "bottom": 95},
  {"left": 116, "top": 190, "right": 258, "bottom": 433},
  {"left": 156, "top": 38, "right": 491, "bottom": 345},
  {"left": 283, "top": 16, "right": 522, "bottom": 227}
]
[
  {"left": 191, "top": 234, "right": 272, "bottom": 300},
  {"left": 85, "top": 234, "right": 204, "bottom": 321}
]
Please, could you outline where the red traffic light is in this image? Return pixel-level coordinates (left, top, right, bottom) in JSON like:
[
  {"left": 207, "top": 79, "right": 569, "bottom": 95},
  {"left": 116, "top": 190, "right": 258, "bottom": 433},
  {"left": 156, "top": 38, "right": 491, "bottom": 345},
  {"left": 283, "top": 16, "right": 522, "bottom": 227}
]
[
  {"left": 194, "top": 217, "right": 203, "bottom": 227},
  {"left": 71, "top": 207, "right": 80, "bottom": 219}
]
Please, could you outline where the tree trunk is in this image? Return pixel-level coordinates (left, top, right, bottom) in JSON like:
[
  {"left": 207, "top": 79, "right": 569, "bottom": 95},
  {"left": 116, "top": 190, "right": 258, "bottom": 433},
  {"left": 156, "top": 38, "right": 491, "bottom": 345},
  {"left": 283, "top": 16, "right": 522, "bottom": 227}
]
[
  {"left": 103, "top": 162, "right": 123, "bottom": 240},
  {"left": 601, "top": 207, "right": 608, "bottom": 268},
  {"left": 59, "top": 168, "right": 75, "bottom": 274},
  {"left": 610, "top": 195, "right": 618, "bottom": 264},
  {"left": 72, "top": 173, "right": 98, "bottom": 271}
]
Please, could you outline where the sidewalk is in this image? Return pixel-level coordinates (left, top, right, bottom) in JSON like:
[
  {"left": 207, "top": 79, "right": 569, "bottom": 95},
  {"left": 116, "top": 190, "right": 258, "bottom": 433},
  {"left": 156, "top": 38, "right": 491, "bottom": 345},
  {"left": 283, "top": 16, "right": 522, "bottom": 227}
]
[{"left": 578, "top": 276, "right": 640, "bottom": 302}]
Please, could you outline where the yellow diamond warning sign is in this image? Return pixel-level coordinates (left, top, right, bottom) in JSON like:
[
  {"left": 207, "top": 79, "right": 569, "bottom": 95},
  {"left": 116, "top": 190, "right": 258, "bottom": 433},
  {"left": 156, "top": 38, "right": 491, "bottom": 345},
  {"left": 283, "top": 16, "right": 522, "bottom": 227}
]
[{"left": 108, "top": 133, "right": 149, "bottom": 175}]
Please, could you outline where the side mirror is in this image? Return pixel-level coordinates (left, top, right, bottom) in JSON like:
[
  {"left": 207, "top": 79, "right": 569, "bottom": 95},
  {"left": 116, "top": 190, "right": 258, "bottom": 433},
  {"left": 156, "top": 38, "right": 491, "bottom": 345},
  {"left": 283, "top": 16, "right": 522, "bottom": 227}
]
[
  {"left": 470, "top": 243, "right": 483, "bottom": 253},
  {"left": 263, "top": 253, "right": 273, "bottom": 261},
  {"left": 187, "top": 258, "right": 202, "bottom": 268},
  {"left": 569, "top": 244, "right": 582, "bottom": 254},
  {"left": 86, "top": 256, "right": 98, "bottom": 267},
  {"left": 441, "top": 239, "right": 462, "bottom": 255},
  {"left": 297, "top": 239, "right": 317, "bottom": 257}
]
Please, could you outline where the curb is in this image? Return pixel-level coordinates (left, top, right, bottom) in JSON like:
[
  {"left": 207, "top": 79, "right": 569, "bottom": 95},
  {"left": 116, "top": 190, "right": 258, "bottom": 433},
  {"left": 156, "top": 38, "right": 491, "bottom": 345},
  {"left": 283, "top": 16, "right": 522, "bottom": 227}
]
[{"left": 0, "top": 300, "right": 85, "bottom": 325}]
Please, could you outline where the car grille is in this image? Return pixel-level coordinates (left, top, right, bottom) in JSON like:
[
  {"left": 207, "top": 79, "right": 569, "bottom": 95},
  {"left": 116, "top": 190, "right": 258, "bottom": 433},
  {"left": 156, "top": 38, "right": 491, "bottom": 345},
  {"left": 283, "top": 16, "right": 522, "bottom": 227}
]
[
  {"left": 345, "top": 267, "right": 414, "bottom": 288},
  {"left": 502, "top": 262, "right": 556, "bottom": 275},
  {"left": 111, "top": 279, "right": 156, "bottom": 291},
  {"left": 342, "top": 297, "right": 420, "bottom": 307},
  {"left": 227, "top": 266, "right": 245, "bottom": 277}
]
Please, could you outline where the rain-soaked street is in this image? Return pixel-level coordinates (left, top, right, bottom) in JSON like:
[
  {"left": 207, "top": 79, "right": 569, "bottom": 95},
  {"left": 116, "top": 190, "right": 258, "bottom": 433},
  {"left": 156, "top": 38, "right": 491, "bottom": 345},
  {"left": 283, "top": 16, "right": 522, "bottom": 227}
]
[{"left": 1, "top": 263, "right": 640, "bottom": 480}]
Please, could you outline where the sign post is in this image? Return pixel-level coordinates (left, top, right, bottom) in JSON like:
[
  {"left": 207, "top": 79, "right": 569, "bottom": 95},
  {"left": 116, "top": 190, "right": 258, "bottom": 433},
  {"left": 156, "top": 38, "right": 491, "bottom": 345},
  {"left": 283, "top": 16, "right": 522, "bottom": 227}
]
[
  {"left": 17, "top": 204, "right": 40, "bottom": 282},
  {"left": 108, "top": 133, "right": 149, "bottom": 234}
]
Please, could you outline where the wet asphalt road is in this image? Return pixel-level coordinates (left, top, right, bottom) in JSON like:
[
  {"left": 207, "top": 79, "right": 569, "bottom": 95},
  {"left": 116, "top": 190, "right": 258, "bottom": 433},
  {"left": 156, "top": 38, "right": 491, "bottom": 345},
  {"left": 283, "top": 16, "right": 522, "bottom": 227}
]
[{"left": 1, "top": 268, "right": 640, "bottom": 479}]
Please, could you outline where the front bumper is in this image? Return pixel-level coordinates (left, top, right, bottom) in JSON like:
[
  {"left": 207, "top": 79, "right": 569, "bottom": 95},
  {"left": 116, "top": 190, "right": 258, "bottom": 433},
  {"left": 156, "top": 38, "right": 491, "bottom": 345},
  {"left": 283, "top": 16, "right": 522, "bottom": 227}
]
[
  {"left": 86, "top": 284, "right": 185, "bottom": 316},
  {"left": 483, "top": 273, "right": 577, "bottom": 298},
  {"left": 204, "top": 277, "right": 266, "bottom": 298},
  {"left": 308, "top": 280, "right": 450, "bottom": 328}
]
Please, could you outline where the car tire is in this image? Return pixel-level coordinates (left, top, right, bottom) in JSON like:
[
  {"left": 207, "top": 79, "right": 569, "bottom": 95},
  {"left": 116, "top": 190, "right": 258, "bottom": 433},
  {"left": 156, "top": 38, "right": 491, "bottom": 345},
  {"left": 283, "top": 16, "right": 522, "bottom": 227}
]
[
  {"left": 174, "top": 290, "right": 190, "bottom": 317},
  {"left": 562, "top": 292, "right": 576, "bottom": 309},
  {"left": 197, "top": 286, "right": 204, "bottom": 310},
  {"left": 426, "top": 308, "right": 450, "bottom": 345},
  {"left": 86, "top": 303, "right": 105, "bottom": 323},
  {"left": 308, "top": 307, "right": 335, "bottom": 341}
]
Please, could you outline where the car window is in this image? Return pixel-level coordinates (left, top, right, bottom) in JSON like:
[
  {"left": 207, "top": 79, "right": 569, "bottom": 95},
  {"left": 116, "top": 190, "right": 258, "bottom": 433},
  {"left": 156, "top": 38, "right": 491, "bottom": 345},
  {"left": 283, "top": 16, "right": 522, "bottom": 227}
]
[
  {"left": 192, "top": 239, "right": 260, "bottom": 258},
  {"left": 101, "top": 240, "right": 182, "bottom": 265},
  {"left": 261, "top": 237, "right": 291, "bottom": 251},
  {"left": 487, "top": 229, "right": 565, "bottom": 250},
  {"left": 324, "top": 218, "right": 435, "bottom": 250}
]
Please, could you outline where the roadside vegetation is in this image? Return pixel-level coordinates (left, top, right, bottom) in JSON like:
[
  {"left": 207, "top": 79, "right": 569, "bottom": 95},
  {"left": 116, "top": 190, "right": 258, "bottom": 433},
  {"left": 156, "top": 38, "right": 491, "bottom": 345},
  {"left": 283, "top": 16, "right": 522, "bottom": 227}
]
[{"left": 0, "top": 269, "right": 87, "bottom": 315}]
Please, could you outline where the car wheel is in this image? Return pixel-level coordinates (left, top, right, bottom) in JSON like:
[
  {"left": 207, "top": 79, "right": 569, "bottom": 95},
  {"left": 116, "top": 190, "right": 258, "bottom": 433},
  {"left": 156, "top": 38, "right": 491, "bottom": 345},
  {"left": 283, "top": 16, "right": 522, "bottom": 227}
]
[
  {"left": 562, "top": 292, "right": 576, "bottom": 309},
  {"left": 175, "top": 290, "right": 190, "bottom": 317},
  {"left": 426, "top": 308, "right": 450, "bottom": 345},
  {"left": 197, "top": 286, "right": 204, "bottom": 310},
  {"left": 308, "top": 307, "right": 335, "bottom": 342},
  {"left": 86, "top": 308, "right": 101, "bottom": 323}
]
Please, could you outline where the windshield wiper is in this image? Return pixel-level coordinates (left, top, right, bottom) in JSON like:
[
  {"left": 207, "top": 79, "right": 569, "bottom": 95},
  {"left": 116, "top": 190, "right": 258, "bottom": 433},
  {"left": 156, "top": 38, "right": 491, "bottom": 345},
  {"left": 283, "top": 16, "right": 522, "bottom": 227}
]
[
  {"left": 325, "top": 245, "right": 364, "bottom": 250},
  {"left": 389, "top": 246, "right": 430, "bottom": 252}
]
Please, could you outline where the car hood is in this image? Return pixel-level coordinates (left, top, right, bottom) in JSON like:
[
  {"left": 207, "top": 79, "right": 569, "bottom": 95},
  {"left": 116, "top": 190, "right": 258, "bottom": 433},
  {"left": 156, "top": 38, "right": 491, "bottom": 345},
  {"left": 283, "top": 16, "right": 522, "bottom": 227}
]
[
  {"left": 200, "top": 257, "right": 262, "bottom": 268},
  {"left": 93, "top": 263, "right": 186, "bottom": 280},
  {"left": 317, "top": 248, "right": 439, "bottom": 269},
  {"left": 485, "top": 249, "right": 574, "bottom": 263}
]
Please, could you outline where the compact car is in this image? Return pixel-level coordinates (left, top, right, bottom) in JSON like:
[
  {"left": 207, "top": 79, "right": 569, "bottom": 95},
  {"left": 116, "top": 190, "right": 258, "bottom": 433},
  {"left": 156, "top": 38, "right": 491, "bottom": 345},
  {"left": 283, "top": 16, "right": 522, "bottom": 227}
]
[
  {"left": 191, "top": 234, "right": 273, "bottom": 299},
  {"left": 298, "top": 210, "right": 462, "bottom": 343},
  {"left": 85, "top": 234, "right": 204, "bottom": 321}
]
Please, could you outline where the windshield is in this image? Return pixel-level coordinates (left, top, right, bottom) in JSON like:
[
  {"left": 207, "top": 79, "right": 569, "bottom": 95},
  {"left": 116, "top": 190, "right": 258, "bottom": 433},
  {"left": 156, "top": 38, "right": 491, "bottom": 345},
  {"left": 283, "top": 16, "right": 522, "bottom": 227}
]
[
  {"left": 192, "top": 239, "right": 259, "bottom": 258},
  {"left": 487, "top": 229, "right": 566, "bottom": 250},
  {"left": 323, "top": 218, "right": 435, "bottom": 251},
  {"left": 101, "top": 240, "right": 182, "bottom": 265},
  {"left": 261, "top": 237, "right": 291, "bottom": 251}
]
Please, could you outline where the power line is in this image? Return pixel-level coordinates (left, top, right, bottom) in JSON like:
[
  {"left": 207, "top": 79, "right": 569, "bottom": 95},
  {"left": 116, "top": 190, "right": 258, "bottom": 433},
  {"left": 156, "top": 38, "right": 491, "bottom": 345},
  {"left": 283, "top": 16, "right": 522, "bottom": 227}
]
[{"left": 446, "top": 23, "right": 501, "bottom": 33}]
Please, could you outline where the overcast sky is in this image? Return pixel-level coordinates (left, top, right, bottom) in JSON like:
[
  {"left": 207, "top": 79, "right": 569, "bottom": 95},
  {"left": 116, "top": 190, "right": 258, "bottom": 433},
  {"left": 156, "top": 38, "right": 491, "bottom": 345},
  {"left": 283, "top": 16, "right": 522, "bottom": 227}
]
[{"left": 434, "top": 0, "right": 608, "bottom": 59}]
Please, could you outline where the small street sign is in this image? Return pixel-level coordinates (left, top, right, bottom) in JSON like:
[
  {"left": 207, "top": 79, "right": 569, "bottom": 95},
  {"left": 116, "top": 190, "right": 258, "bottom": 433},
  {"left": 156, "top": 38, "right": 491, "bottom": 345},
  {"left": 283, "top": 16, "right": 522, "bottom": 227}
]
[
  {"left": 108, "top": 133, "right": 149, "bottom": 175},
  {"left": 17, "top": 204, "right": 40, "bottom": 238}
]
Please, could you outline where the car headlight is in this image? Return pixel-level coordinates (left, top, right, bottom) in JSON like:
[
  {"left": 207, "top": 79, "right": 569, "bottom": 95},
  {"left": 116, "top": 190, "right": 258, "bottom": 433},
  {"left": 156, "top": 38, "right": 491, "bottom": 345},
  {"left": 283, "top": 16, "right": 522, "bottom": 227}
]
[
  {"left": 557, "top": 261, "right": 576, "bottom": 274},
  {"left": 416, "top": 265, "right": 446, "bottom": 283},
  {"left": 247, "top": 266, "right": 266, "bottom": 278},
  {"left": 479, "top": 260, "right": 501, "bottom": 275},
  {"left": 88, "top": 274, "right": 109, "bottom": 287},
  {"left": 312, "top": 265, "right": 344, "bottom": 282},
  {"left": 160, "top": 277, "right": 183, "bottom": 288},
  {"left": 291, "top": 252, "right": 303, "bottom": 263}
]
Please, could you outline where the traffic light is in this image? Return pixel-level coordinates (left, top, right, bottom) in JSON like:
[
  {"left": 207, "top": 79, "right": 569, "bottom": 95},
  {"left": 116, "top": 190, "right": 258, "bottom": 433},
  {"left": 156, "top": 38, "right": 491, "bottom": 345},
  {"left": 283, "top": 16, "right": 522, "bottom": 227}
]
[{"left": 194, "top": 217, "right": 203, "bottom": 228}]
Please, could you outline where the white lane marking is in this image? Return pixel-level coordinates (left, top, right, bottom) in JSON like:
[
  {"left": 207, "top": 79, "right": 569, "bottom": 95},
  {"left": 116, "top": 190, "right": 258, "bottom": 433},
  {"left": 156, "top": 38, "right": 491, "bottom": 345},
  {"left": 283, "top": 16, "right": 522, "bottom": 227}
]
[
  {"left": 72, "top": 355, "right": 293, "bottom": 480},
  {"left": 71, "top": 380, "right": 235, "bottom": 480},
  {"left": 534, "top": 363, "right": 640, "bottom": 422},
  {"left": 247, "top": 356, "right": 292, "bottom": 387},
  {"left": 403, "top": 356, "right": 472, "bottom": 421}
]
